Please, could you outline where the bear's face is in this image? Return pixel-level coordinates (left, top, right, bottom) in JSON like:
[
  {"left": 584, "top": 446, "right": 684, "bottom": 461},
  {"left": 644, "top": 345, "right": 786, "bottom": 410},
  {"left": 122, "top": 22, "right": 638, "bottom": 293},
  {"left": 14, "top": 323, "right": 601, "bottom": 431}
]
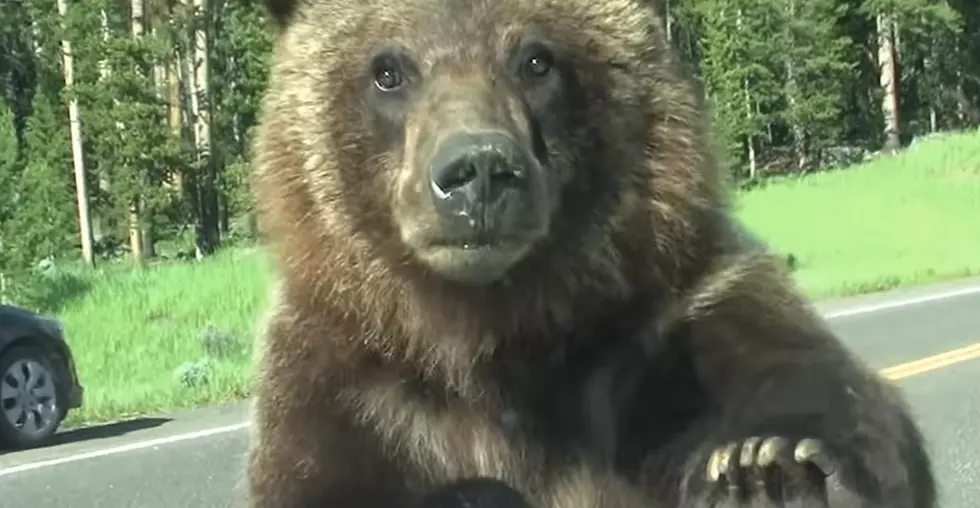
[
  {"left": 263, "top": 0, "right": 679, "bottom": 287},
  {"left": 368, "top": 20, "right": 572, "bottom": 286}
]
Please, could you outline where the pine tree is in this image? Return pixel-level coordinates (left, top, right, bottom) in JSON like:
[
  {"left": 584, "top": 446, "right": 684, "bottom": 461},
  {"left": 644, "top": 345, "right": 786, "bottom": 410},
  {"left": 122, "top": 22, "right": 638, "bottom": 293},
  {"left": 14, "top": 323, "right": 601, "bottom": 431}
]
[
  {"left": 778, "top": 0, "right": 854, "bottom": 170},
  {"left": 9, "top": 91, "right": 79, "bottom": 265},
  {"left": 0, "top": 100, "right": 19, "bottom": 301}
]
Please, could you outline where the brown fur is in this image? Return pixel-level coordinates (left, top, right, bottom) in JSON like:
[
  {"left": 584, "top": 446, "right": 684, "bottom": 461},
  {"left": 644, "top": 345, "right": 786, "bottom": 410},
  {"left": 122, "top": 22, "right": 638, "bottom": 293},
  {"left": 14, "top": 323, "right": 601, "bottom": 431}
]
[{"left": 247, "top": 0, "right": 935, "bottom": 507}]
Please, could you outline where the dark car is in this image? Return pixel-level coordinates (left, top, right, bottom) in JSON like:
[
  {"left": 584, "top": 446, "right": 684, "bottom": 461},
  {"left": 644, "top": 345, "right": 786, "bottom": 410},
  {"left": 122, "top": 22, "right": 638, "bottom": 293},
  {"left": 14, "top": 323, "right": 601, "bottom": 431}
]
[{"left": 0, "top": 304, "right": 84, "bottom": 449}]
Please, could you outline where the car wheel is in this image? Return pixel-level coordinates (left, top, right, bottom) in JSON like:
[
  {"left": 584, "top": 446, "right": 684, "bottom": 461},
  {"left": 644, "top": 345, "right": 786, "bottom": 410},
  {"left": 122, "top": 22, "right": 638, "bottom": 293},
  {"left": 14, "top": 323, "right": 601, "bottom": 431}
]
[{"left": 0, "top": 346, "right": 64, "bottom": 450}]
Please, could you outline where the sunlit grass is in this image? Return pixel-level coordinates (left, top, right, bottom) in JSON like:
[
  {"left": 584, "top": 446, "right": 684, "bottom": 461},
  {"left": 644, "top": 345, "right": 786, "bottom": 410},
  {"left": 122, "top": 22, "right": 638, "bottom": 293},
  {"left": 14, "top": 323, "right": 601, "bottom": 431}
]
[
  {"left": 737, "top": 130, "right": 980, "bottom": 299},
  {"left": 54, "top": 248, "right": 271, "bottom": 425}
]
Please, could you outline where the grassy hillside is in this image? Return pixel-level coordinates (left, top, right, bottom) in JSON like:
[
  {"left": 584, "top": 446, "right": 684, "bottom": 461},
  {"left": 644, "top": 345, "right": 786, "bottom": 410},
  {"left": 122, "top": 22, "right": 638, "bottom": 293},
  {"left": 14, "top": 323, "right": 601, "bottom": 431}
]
[
  {"left": 737, "top": 130, "right": 980, "bottom": 298},
  {"left": 46, "top": 129, "right": 980, "bottom": 425}
]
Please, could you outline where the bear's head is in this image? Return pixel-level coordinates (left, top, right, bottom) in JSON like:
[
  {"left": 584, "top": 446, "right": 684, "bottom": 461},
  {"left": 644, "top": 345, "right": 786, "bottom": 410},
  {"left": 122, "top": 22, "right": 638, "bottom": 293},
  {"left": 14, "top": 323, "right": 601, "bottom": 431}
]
[{"left": 254, "top": 0, "right": 727, "bottom": 333}]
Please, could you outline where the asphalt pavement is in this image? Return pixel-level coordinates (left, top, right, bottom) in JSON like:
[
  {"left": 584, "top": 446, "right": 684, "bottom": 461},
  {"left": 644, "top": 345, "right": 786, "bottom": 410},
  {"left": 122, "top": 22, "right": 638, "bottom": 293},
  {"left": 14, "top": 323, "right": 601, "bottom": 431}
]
[{"left": 2, "top": 276, "right": 979, "bottom": 508}]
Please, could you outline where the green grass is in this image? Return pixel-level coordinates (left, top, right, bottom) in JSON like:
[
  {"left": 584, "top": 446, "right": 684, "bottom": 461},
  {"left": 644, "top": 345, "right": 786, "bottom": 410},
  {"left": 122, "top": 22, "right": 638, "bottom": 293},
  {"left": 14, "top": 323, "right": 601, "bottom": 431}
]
[
  {"left": 735, "top": 130, "right": 980, "bottom": 298},
  {"left": 51, "top": 129, "right": 980, "bottom": 426},
  {"left": 54, "top": 248, "right": 272, "bottom": 425}
]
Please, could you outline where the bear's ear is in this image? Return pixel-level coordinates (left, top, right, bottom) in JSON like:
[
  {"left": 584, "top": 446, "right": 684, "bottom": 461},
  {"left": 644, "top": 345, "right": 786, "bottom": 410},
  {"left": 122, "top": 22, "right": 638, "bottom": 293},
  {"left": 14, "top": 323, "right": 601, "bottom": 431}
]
[{"left": 263, "top": 0, "right": 299, "bottom": 27}]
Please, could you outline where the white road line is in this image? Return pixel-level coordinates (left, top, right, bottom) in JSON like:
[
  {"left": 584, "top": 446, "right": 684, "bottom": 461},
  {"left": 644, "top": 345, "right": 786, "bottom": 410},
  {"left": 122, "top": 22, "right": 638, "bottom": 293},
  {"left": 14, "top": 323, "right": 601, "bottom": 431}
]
[
  {"left": 0, "top": 422, "right": 250, "bottom": 477},
  {"left": 821, "top": 285, "right": 980, "bottom": 319},
  {"left": 2, "top": 283, "right": 979, "bottom": 478}
]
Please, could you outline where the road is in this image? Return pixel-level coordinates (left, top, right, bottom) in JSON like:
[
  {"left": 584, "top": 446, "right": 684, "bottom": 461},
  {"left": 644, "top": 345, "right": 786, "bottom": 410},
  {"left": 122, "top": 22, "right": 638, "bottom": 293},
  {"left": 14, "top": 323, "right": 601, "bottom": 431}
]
[{"left": 2, "top": 277, "right": 980, "bottom": 508}]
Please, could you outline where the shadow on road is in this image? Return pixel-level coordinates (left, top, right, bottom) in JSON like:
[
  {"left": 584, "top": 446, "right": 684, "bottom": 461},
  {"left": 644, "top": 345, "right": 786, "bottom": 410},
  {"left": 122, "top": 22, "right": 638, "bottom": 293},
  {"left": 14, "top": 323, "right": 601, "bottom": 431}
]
[
  {"left": 0, "top": 416, "right": 173, "bottom": 454},
  {"left": 49, "top": 417, "right": 173, "bottom": 446}
]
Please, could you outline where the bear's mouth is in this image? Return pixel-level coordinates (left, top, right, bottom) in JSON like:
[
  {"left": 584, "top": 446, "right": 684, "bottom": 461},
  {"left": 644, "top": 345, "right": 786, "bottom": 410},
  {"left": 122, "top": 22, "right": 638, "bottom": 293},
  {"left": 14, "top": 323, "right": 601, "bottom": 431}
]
[
  {"left": 416, "top": 236, "right": 536, "bottom": 286},
  {"left": 430, "top": 233, "right": 525, "bottom": 251}
]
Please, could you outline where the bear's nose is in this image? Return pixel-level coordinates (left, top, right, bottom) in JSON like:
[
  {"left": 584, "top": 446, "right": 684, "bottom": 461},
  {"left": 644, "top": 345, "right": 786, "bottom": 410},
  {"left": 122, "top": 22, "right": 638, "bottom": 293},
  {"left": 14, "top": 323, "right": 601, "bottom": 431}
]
[{"left": 428, "top": 131, "right": 528, "bottom": 221}]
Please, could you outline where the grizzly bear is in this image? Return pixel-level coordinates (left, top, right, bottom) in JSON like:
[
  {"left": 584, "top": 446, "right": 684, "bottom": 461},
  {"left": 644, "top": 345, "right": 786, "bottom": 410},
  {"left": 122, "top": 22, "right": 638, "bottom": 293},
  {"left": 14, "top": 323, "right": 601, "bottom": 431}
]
[{"left": 247, "top": 0, "right": 936, "bottom": 507}]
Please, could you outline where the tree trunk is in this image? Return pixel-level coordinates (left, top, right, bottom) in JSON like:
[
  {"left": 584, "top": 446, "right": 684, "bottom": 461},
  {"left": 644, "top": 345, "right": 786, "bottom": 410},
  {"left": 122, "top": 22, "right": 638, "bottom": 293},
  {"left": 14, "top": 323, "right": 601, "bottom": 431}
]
[
  {"left": 876, "top": 12, "right": 901, "bottom": 152},
  {"left": 736, "top": 8, "right": 757, "bottom": 179},
  {"left": 189, "top": 0, "right": 219, "bottom": 258},
  {"left": 141, "top": 19, "right": 173, "bottom": 259},
  {"left": 785, "top": 0, "right": 807, "bottom": 171},
  {"left": 129, "top": 0, "right": 147, "bottom": 263},
  {"left": 955, "top": 71, "right": 979, "bottom": 125},
  {"left": 30, "top": 18, "right": 42, "bottom": 57},
  {"left": 167, "top": 15, "right": 185, "bottom": 194},
  {"left": 96, "top": 9, "right": 116, "bottom": 244},
  {"left": 56, "top": 0, "right": 95, "bottom": 267}
]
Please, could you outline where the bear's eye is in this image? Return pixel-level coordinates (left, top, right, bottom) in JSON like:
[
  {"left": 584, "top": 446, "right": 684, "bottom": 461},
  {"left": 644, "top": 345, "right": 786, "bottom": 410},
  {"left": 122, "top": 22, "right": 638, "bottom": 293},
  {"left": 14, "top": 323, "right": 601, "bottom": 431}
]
[
  {"left": 374, "top": 66, "right": 404, "bottom": 91},
  {"left": 521, "top": 48, "right": 554, "bottom": 80}
]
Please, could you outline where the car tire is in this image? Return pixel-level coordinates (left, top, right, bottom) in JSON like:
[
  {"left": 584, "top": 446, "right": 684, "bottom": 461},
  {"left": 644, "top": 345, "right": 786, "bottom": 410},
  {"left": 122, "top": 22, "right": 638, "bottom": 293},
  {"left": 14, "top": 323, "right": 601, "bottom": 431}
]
[{"left": 0, "top": 345, "right": 65, "bottom": 450}]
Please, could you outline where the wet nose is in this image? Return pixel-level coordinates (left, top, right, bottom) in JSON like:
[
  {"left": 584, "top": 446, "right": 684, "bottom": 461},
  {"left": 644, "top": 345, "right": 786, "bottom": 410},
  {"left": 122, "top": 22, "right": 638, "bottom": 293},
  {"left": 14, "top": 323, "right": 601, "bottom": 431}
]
[{"left": 428, "top": 132, "right": 528, "bottom": 219}]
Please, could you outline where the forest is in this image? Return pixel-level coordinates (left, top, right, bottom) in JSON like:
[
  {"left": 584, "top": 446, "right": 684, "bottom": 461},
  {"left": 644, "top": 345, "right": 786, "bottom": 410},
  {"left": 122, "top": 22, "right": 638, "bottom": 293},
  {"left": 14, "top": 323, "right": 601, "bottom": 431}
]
[{"left": 1, "top": 0, "right": 978, "bottom": 298}]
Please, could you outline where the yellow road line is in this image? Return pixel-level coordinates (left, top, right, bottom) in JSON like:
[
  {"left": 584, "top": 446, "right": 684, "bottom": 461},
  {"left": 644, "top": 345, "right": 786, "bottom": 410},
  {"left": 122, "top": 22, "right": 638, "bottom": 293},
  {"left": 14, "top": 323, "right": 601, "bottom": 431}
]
[{"left": 880, "top": 342, "right": 980, "bottom": 380}]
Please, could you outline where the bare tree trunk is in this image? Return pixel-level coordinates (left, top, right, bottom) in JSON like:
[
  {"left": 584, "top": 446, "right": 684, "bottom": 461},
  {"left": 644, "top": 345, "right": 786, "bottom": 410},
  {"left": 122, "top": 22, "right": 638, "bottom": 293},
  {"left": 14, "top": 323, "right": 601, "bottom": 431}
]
[
  {"left": 95, "top": 9, "right": 116, "bottom": 243},
  {"left": 785, "top": 0, "right": 807, "bottom": 171},
  {"left": 56, "top": 0, "right": 95, "bottom": 267},
  {"left": 181, "top": 0, "right": 199, "bottom": 201},
  {"left": 954, "top": 73, "right": 967, "bottom": 125},
  {"left": 30, "top": 19, "right": 43, "bottom": 57},
  {"left": 167, "top": 1, "right": 186, "bottom": 194},
  {"left": 953, "top": 71, "right": 979, "bottom": 126},
  {"left": 744, "top": 81, "right": 757, "bottom": 178},
  {"left": 922, "top": 51, "right": 938, "bottom": 132},
  {"left": 168, "top": 65, "right": 185, "bottom": 188},
  {"left": 128, "top": 0, "right": 149, "bottom": 263},
  {"left": 152, "top": 30, "right": 166, "bottom": 102},
  {"left": 141, "top": 18, "right": 173, "bottom": 258},
  {"left": 189, "top": 0, "right": 219, "bottom": 258},
  {"left": 736, "top": 8, "right": 757, "bottom": 179},
  {"left": 876, "top": 12, "right": 901, "bottom": 152}
]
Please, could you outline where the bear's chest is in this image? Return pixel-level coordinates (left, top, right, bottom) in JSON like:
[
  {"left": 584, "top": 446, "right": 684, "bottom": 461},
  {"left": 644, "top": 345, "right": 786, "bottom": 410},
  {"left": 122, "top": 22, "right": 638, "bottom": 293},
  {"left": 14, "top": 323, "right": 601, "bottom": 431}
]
[{"left": 479, "top": 333, "right": 634, "bottom": 460}]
